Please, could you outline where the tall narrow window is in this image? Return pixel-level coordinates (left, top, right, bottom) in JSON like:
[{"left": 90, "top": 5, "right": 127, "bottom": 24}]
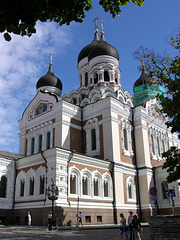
[
  {"left": 151, "top": 135, "right": 155, "bottom": 155},
  {"left": 128, "top": 184, "right": 132, "bottom": 199},
  {"left": 47, "top": 132, "right": 50, "bottom": 149},
  {"left": 126, "top": 177, "right": 136, "bottom": 202},
  {"left": 124, "top": 129, "right": 129, "bottom": 151},
  {"left": 40, "top": 175, "right": 45, "bottom": 194},
  {"left": 85, "top": 72, "right": 88, "bottom": 87},
  {"left": 162, "top": 140, "right": 166, "bottom": 153},
  {"left": 94, "top": 72, "right": 98, "bottom": 84},
  {"left": 83, "top": 177, "right": 88, "bottom": 195},
  {"left": 157, "top": 138, "right": 161, "bottom": 156},
  {"left": 91, "top": 129, "right": 96, "bottom": 151},
  {"left": 20, "top": 179, "right": 25, "bottom": 197},
  {"left": 38, "top": 135, "right": 42, "bottom": 153},
  {"left": 31, "top": 137, "right": 35, "bottom": 155},
  {"left": 94, "top": 179, "right": 99, "bottom": 196},
  {"left": 104, "top": 181, "right": 108, "bottom": 197},
  {"left": 104, "top": 71, "right": 109, "bottom": 81},
  {"left": 29, "top": 178, "right": 34, "bottom": 195},
  {"left": 0, "top": 176, "right": 7, "bottom": 198},
  {"left": 72, "top": 97, "right": 77, "bottom": 105},
  {"left": 70, "top": 175, "right": 76, "bottom": 194}
]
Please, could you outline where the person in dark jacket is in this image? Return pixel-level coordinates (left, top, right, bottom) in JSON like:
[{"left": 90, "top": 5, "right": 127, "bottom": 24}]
[{"left": 132, "top": 215, "right": 142, "bottom": 240}]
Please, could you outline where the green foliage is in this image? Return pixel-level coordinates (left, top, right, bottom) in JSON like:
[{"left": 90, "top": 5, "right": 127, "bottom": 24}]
[
  {"left": 0, "top": 0, "right": 145, "bottom": 41},
  {"left": 134, "top": 29, "right": 180, "bottom": 183},
  {"left": 162, "top": 147, "right": 180, "bottom": 183}
]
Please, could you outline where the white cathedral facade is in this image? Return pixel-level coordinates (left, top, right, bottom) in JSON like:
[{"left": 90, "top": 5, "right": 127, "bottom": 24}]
[{"left": 0, "top": 23, "right": 180, "bottom": 226}]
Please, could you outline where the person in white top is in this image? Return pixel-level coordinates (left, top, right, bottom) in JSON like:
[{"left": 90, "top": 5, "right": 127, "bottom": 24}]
[{"left": 128, "top": 211, "right": 133, "bottom": 240}]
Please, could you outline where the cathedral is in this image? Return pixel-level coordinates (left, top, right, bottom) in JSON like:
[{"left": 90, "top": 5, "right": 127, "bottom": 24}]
[{"left": 0, "top": 21, "right": 180, "bottom": 226}]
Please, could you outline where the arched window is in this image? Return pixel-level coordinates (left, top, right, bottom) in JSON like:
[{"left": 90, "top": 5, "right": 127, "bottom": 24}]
[
  {"left": 123, "top": 129, "right": 129, "bottom": 151},
  {"left": 81, "top": 93, "right": 85, "bottom": 101},
  {"left": 121, "top": 119, "right": 133, "bottom": 157},
  {"left": 82, "top": 176, "right": 88, "bottom": 195},
  {"left": 104, "top": 179, "right": 109, "bottom": 197},
  {"left": 94, "top": 72, "right": 98, "bottom": 84},
  {"left": 115, "top": 72, "right": 118, "bottom": 84},
  {"left": 157, "top": 138, "right": 161, "bottom": 156},
  {"left": 91, "top": 129, "right": 96, "bottom": 151},
  {"left": 85, "top": 72, "right": 88, "bottom": 87},
  {"left": 0, "top": 175, "right": 7, "bottom": 198},
  {"left": 104, "top": 71, "right": 109, "bottom": 81},
  {"left": 126, "top": 177, "right": 136, "bottom": 202},
  {"left": 31, "top": 137, "right": 35, "bottom": 155},
  {"left": 162, "top": 140, "right": 166, "bottom": 153},
  {"left": 39, "top": 175, "right": 45, "bottom": 194},
  {"left": 70, "top": 174, "right": 76, "bottom": 194},
  {"left": 46, "top": 132, "right": 51, "bottom": 149},
  {"left": 72, "top": 97, "right": 77, "bottom": 105},
  {"left": 38, "top": 135, "right": 42, "bottom": 153},
  {"left": 94, "top": 178, "right": 99, "bottom": 196},
  {"left": 151, "top": 135, "right": 155, "bottom": 155},
  {"left": 161, "top": 181, "right": 168, "bottom": 199},
  {"left": 29, "top": 177, "right": 34, "bottom": 195},
  {"left": 20, "top": 179, "right": 25, "bottom": 197},
  {"left": 85, "top": 118, "right": 100, "bottom": 156}
]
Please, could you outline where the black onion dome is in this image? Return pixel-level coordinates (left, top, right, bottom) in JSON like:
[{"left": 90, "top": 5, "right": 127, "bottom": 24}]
[
  {"left": 88, "top": 34, "right": 119, "bottom": 62},
  {"left": 133, "top": 66, "right": 152, "bottom": 89},
  {"left": 78, "top": 31, "right": 99, "bottom": 63},
  {"left": 36, "top": 64, "right": 62, "bottom": 91}
]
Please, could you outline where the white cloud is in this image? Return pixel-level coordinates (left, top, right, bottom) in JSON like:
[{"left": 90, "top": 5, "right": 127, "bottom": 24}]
[{"left": 0, "top": 21, "right": 73, "bottom": 153}]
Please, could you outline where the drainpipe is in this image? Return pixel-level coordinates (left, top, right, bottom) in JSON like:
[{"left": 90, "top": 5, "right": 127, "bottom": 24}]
[
  {"left": 132, "top": 108, "right": 142, "bottom": 221},
  {"left": 110, "top": 161, "right": 117, "bottom": 224},
  {"left": 41, "top": 151, "right": 48, "bottom": 204},
  {"left": 80, "top": 106, "right": 84, "bottom": 154},
  {"left": 67, "top": 150, "right": 75, "bottom": 206},
  {"left": 12, "top": 157, "right": 17, "bottom": 225},
  {"left": 153, "top": 167, "right": 159, "bottom": 215}
]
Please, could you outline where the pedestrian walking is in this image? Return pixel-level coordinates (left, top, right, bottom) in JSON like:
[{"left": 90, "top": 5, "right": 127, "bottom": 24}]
[
  {"left": 27, "top": 212, "right": 31, "bottom": 227},
  {"left": 120, "top": 213, "right": 129, "bottom": 240},
  {"left": 78, "top": 212, "right": 83, "bottom": 227},
  {"left": 128, "top": 211, "right": 133, "bottom": 240},
  {"left": 132, "top": 215, "right": 142, "bottom": 240},
  {"left": 48, "top": 211, "right": 53, "bottom": 230}
]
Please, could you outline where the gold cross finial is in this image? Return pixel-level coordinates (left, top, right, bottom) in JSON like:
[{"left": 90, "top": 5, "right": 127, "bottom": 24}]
[
  {"left": 93, "top": 17, "right": 99, "bottom": 32},
  {"left": 100, "top": 20, "right": 105, "bottom": 33},
  {"left": 141, "top": 55, "right": 145, "bottom": 66},
  {"left": 50, "top": 52, "right": 54, "bottom": 65}
]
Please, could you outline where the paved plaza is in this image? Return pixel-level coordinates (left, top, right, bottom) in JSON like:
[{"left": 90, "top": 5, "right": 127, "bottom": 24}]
[{"left": 0, "top": 225, "right": 151, "bottom": 240}]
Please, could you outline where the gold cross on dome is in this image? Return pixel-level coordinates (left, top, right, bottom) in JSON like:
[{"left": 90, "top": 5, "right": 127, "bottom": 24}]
[
  {"left": 100, "top": 20, "right": 105, "bottom": 32},
  {"left": 141, "top": 55, "right": 145, "bottom": 66},
  {"left": 50, "top": 52, "right": 54, "bottom": 64},
  {"left": 93, "top": 17, "right": 99, "bottom": 30}
]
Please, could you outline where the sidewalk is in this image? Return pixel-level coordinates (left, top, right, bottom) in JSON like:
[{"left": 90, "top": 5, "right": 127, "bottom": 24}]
[{"left": 0, "top": 222, "right": 149, "bottom": 231}]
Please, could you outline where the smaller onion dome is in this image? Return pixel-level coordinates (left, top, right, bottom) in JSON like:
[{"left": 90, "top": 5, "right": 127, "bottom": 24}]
[
  {"left": 78, "top": 31, "right": 99, "bottom": 63},
  {"left": 133, "top": 65, "right": 152, "bottom": 90},
  {"left": 36, "top": 60, "right": 62, "bottom": 97},
  {"left": 88, "top": 32, "right": 119, "bottom": 62}
]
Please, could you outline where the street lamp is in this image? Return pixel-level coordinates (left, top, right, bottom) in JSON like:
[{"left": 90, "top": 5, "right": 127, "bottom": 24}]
[{"left": 47, "top": 181, "right": 59, "bottom": 226}]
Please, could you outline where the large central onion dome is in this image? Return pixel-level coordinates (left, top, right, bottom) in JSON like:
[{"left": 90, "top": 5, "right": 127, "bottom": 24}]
[
  {"left": 88, "top": 34, "right": 119, "bottom": 62},
  {"left": 78, "top": 27, "right": 119, "bottom": 64},
  {"left": 36, "top": 62, "right": 62, "bottom": 97}
]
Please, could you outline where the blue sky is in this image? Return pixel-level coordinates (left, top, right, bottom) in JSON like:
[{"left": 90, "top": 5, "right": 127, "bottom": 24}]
[{"left": 0, "top": 0, "right": 179, "bottom": 154}]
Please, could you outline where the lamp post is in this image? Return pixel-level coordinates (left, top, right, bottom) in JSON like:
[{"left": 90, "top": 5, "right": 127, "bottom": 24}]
[{"left": 47, "top": 181, "right": 59, "bottom": 227}]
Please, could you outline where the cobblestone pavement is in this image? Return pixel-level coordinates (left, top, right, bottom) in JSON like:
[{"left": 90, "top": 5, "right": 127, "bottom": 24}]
[{"left": 0, "top": 226, "right": 151, "bottom": 240}]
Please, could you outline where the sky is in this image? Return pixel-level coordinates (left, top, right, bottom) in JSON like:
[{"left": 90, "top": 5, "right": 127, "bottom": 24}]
[{"left": 0, "top": 0, "right": 179, "bottom": 154}]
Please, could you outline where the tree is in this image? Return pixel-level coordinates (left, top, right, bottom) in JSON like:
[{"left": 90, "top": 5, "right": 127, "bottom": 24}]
[
  {"left": 0, "top": 0, "right": 144, "bottom": 41},
  {"left": 133, "top": 29, "right": 180, "bottom": 183}
]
